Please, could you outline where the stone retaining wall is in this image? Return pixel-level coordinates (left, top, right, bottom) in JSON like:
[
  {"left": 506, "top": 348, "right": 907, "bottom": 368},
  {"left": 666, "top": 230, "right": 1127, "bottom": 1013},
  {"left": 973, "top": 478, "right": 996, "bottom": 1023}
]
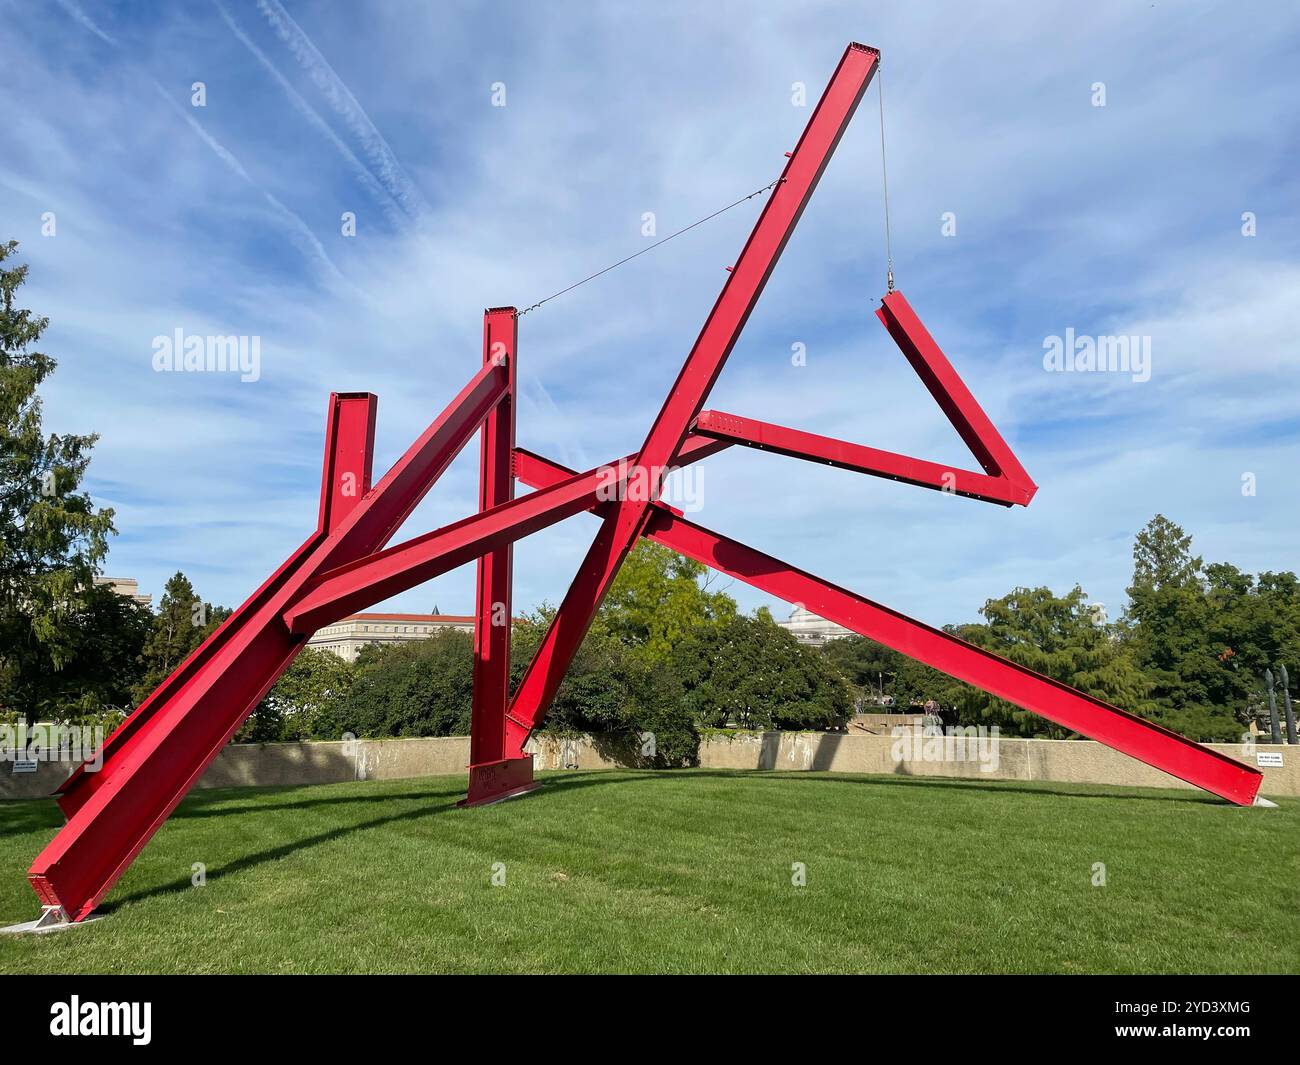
[{"left": 2, "top": 732, "right": 1295, "bottom": 801}]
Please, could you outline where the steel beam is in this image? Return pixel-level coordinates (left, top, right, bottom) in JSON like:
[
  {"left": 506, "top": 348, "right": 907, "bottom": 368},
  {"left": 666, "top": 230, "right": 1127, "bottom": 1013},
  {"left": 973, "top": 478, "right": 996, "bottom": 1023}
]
[
  {"left": 504, "top": 42, "right": 881, "bottom": 756},
  {"left": 464, "top": 308, "right": 538, "bottom": 804},
  {"left": 283, "top": 435, "right": 732, "bottom": 636},
  {"left": 513, "top": 447, "right": 1263, "bottom": 807},
  {"left": 693, "top": 288, "right": 1036, "bottom": 506},
  {"left": 876, "top": 291, "right": 1035, "bottom": 493},
  {"left": 470, "top": 309, "right": 517, "bottom": 766},
  {"left": 31, "top": 364, "right": 509, "bottom": 921},
  {"left": 694, "top": 410, "right": 1031, "bottom": 506}
]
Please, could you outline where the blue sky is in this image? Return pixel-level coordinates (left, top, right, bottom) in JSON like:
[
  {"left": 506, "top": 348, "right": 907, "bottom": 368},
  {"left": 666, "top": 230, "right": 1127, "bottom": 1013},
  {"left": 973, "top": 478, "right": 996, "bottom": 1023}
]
[{"left": 2, "top": 0, "right": 1297, "bottom": 627}]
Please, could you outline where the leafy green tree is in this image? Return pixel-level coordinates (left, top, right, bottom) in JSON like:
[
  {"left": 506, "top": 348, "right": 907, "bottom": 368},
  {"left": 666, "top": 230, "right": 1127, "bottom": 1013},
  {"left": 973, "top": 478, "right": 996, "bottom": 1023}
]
[
  {"left": 599, "top": 541, "right": 736, "bottom": 664},
  {"left": 1119, "top": 516, "right": 1300, "bottom": 739},
  {"left": 510, "top": 609, "right": 700, "bottom": 765},
  {"left": 1121, "top": 516, "right": 1264, "bottom": 740},
  {"left": 339, "top": 629, "right": 474, "bottom": 738},
  {"left": 674, "top": 610, "right": 853, "bottom": 731},
  {"left": 820, "top": 635, "right": 899, "bottom": 702},
  {"left": 134, "top": 571, "right": 228, "bottom": 701},
  {"left": 952, "top": 585, "right": 1153, "bottom": 736},
  {"left": 0, "top": 240, "right": 117, "bottom": 725},
  {"left": 238, "top": 646, "right": 357, "bottom": 743},
  {"left": 818, "top": 634, "right": 955, "bottom": 710}
]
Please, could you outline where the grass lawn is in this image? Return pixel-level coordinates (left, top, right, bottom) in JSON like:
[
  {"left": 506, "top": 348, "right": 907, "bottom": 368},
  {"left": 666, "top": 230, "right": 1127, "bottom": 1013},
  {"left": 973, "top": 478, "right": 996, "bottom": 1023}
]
[{"left": 0, "top": 769, "right": 1296, "bottom": 974}]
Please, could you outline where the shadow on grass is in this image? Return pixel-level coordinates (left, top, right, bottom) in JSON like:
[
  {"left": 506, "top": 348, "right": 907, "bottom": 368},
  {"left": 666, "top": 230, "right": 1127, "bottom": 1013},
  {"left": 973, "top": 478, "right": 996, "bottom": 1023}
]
[
  {"left": 536, "top": 768, "right": 1227, "bottom": 806},
  {"left": 139, "top": 768, "right": 1221, "bottom": 836},
  {"left": 0, "top": 798, "right": 64, "bottom": 839},
  {"left": 100, "top": 791, "right": 466, "bottom": 916},
  {"left": 18, "top": 765, "right": 1234, "bottom": 918}
]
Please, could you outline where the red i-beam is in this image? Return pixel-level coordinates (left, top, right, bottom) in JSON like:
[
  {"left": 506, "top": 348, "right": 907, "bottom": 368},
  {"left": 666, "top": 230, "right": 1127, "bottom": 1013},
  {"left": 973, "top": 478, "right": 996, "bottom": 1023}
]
[
  {"left": 25, "top": 40, "right": 1262, "bottom": 926},
  {"left": 503, "top": 43, "right": 883, "bottom": 757},
  {"left": 463, "top": 308, "right": 537, "bottom": 805},
  {"left": 29, "top": 362, "right": 511, "bottom": 921}
]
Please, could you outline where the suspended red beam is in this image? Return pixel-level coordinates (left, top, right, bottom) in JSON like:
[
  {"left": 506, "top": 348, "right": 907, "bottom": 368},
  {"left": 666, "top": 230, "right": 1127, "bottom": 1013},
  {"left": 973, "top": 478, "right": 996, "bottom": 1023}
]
[{"left": 876, "top": 290, "right": 1035, "bottom": 490}]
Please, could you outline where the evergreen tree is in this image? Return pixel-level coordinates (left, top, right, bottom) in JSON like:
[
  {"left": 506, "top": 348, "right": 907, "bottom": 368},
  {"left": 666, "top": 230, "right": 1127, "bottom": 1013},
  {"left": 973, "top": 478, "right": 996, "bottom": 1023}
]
[
  {"left": 1122, "top": 516, "right": 1300, "bottom": 739},
  {"left": 0, "top": 241, "right": 116, "bottom": 725},
  {"left": 134, "top": 571, "right": 228, "bottom": 700}
]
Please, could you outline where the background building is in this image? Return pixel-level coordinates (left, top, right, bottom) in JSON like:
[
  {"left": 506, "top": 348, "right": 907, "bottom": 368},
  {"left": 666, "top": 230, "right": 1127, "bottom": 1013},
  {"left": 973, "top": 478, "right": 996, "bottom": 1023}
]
[
  {"left": 93, "top": 576, "right": 152, "bottom": 609},
  {"left": 776, "top": 604, "right": 855, "bottom": 647},
  {"left": 306, "top": 612, "right": 474, "bottom": 662}
]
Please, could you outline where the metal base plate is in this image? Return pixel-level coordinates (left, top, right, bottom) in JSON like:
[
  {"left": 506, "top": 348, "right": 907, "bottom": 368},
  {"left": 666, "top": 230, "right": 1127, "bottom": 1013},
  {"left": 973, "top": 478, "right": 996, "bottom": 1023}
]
[
  {"left": 459, "top": 756, "right": 541, "bottom": 807},
  {"left": 0, "top": 905, "right": 102, "bottom": 935}
]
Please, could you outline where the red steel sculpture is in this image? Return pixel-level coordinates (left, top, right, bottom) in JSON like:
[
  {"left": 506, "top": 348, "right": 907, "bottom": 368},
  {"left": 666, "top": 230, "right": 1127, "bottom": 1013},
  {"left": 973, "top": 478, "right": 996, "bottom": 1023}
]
[{"left": 27, "top": 42, "right": 1262, "bottom": 926}]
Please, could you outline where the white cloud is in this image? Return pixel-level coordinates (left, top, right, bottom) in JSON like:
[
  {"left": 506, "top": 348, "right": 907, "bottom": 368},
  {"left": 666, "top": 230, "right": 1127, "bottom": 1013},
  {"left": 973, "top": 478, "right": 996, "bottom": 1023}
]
[{"left": 2, "top": 0, "right": 1296, "bottom": 630}]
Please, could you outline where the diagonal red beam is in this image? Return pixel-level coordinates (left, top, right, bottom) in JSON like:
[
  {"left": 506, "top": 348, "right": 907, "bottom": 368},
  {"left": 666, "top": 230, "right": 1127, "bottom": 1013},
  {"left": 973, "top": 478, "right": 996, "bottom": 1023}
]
[
  {"left": 504, "top": 43, "right": 881, "bottom": 755},
  {"left": 33, "top": 360, "right": 509, "bottom": 922},
  {"left": 693, "top": 410, "right": 1032, "bottom": 506},
  {"left": 56, "top": 358, "right": 508, "bottom": 813},
  {"left": 513, "top": 447, "right": 1263, "bottom": 807},
  {"left": 283, "top": 434, "right": 732, "bottom": 635},
  {"left": 876, "top": 290, "right": 1035, "bottom": 492}
]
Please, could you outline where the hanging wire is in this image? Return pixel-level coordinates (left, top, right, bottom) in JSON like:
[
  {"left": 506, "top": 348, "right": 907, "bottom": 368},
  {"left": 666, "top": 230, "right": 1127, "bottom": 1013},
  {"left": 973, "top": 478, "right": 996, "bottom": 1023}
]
[
  {"left": 516, "top": 177, "right": 784, "bottom": 317},
  {"left": 877, "top": 62, "right": 895, "bottom": 294}
]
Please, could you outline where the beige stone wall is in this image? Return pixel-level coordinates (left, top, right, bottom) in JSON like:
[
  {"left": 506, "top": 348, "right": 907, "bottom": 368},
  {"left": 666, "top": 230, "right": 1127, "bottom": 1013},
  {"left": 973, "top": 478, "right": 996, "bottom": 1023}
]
[
  {"left": 3, "top": 732, "right": 1295, "bottom": 802},
  {"left": 0, "top": 736, "right": 471, "bottom": 801},
  {"left": 695, "top": 731, "right": 1300, "bottom": 797}
]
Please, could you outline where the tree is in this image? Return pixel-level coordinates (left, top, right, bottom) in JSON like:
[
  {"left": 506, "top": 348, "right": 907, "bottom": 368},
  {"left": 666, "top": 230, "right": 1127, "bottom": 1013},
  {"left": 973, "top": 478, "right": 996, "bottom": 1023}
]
[
  {"left": 952, "top": 585, "right": 1153, "bottom": 736},
  {"left": 0, "top": 240, "right": 116, "bottom": 725},
  {"left": 0, "top": 581, "right": 150, "bottom": 726},
  {"left": 510, "top": 609, "right": 700, "bottom": 765},
  {"left": 598, "top": 541, "right": 736, "bottom": 664},
  {"left": 819, "top": 633, "right": 962, "bottom": 711},
  {"left": 238, "top": 646, "right": 358, "bottom": 743},
  {"left": 1131, "top": 513, "right": 1201, "bottom": 592},
  {"left": 820, "top": 635, "right": 900, "bottom": 702},
  {"left": 338, "top": 629, "right": 475, "bottom": 738},
  {"left": 1118, "top": 516, "right": 1279, "bottom": 740},
  {"left": 673, "top": 610, "right": 853, "bottom": 731},
  {"left": 133, "top": 571, "right": 228, "bottom": 701}
]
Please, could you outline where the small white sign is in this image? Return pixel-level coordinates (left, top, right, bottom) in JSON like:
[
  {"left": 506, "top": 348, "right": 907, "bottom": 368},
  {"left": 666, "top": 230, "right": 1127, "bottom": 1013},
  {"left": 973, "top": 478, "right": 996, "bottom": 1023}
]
[
  {"left": 1257, "top": 752, "right": 1284, "bottom": 768},
  {"left": 11, "top": 760, "right": 38, "bottom": 774}
]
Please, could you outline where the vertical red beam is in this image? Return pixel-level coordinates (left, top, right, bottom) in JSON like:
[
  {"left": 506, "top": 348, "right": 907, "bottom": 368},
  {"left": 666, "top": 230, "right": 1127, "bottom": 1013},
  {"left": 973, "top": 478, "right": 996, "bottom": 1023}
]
[
  {"left": 321, "top": 392, "right": 379, "bottom": 531},
  {"left": 467, "top": 310, "right": 519, "bottom": 778},
  {"left": 462, "top": 307, "right": 541, "bottom": 804},
  {"left": 503, "top": 42, "right": 880, "bottom": 756},
  {"left": 29, "top": 393, "right": 377, "bottom": 919}
]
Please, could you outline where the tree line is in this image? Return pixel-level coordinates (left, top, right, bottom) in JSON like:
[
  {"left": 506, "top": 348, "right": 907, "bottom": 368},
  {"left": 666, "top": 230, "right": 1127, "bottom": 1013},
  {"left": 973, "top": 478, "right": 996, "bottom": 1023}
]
[{"left": 3, "top": 240, "right": 1297, "bottom": 757}]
